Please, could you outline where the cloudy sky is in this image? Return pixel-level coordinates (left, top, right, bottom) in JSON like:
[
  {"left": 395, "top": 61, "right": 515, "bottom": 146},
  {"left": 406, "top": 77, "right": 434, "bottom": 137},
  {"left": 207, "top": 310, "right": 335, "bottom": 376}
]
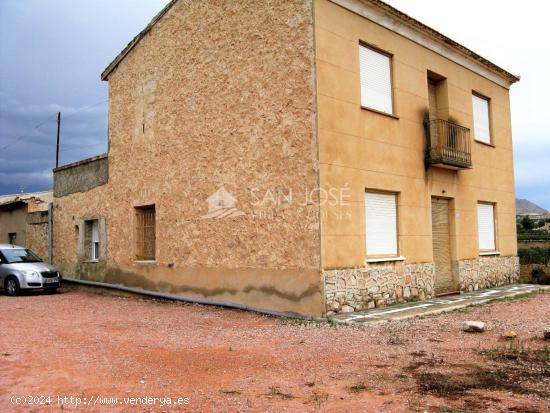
[{"left": 1, "top": 0, "right": 549, "bottom": 209}]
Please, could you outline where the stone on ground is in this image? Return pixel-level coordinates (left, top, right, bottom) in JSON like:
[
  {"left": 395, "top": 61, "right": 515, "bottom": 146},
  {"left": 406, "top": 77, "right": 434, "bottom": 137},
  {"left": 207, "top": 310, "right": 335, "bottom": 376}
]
[
  {"left": 500, "top": 330, "right": 517, "bottom": 339},
  {"left": 463, "top": 320, "right": 485, "bottom": 333},
  {"left": 340, "top": 305, "right": 355, "bottom": 313},
  {"left": 544, "top": 327, "right": 550, "bottom": 340}
]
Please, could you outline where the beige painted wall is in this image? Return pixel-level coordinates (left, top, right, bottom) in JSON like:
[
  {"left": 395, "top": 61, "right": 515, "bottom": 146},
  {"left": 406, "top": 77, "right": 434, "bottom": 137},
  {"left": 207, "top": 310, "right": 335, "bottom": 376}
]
[
  {"left": 315, "top": 0, "right": 517, "bottom": 270},
  {"left": 0, "top": 207, "right": 27, "bottom": 246},
  {"left": 53, "top": 0, "right": 323, "bottom": 315}
]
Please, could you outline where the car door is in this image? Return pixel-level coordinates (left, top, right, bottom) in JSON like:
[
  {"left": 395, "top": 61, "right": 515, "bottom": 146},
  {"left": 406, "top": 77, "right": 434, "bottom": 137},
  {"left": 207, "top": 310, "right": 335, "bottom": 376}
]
[{"left": 0, "top": 252, "right": 7, "bottom": 285}]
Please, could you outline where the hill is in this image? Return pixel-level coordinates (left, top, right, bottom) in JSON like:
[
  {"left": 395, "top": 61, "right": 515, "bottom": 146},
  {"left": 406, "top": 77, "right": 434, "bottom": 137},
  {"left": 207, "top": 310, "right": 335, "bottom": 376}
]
[{"left": 516, "top": 198, "right": 548, "bottom": 215}]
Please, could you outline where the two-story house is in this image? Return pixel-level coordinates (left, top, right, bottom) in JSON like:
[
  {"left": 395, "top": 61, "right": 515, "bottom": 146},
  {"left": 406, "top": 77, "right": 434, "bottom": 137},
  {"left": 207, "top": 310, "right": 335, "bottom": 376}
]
[{"left": 52, "top": 0, "right": 520, "bottom": 316}]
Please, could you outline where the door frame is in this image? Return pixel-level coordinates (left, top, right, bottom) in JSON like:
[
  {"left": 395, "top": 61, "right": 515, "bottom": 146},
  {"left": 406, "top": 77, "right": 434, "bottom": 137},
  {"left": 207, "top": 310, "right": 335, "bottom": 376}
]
[{"left": 430, "top": 196, "right": 459, "bottom": 295}]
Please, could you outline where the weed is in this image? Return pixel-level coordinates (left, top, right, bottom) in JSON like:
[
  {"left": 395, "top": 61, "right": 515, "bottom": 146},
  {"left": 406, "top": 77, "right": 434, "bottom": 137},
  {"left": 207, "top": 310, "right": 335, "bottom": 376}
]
[
  {"left": 348, "top": 382, "right": 368, "bottom": 393},
  {"left": 387, "top": 332, "right": 409, "bottom": 345},
  {"left": 310, "top": 391, "right": 329, "bottom": 409},
  {"left": 221, "top": 389, "right": 241, "bottom": 395},
  {"left": 267, "top": 386, "right": 293, "bottom": 400},
  {"left": 439, "top": 407, "right": 474, "bottom": 413}
]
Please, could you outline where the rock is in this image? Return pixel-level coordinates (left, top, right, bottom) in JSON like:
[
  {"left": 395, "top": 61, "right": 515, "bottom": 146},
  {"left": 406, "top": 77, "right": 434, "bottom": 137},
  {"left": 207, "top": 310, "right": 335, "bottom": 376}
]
[
  {"left": 501, "top": 330, "right": 517, "bottom": 340},
  {"left": 463, "top": 321, "right": 485, "bottom": 333},
  {"left": 340, "top": 305, "right": 355, "bottom": 313},
  {"left": 330, "top": 301, "right": 340, "bottom": 311},
  {"left": 544, "top": 328, "right": 550, "bottom": 340},
  {"left": 325, "top": 311, "right": 335, "bottom": 317}
]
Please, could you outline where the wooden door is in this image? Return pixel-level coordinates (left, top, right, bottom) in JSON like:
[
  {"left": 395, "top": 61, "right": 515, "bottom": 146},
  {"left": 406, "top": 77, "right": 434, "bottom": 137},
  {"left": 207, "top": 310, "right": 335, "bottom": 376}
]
[{"left": 431, "top": 198, "right": 455, "bottom": 294}]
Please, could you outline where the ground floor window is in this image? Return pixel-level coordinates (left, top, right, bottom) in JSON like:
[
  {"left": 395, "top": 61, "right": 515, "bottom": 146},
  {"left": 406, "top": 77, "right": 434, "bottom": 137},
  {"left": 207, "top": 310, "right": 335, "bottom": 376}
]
[
  {"left": 365, "top": 191, "right": 398, "bottom": 257},
  {"left": 84, "top": 219, "right": 100, "bottom": 261},
  {"left": 477, "top": 202, "right": 496, "bottom": 251},
  {"left": 135, "top": 205, "right": 156, "bottom": 261}
]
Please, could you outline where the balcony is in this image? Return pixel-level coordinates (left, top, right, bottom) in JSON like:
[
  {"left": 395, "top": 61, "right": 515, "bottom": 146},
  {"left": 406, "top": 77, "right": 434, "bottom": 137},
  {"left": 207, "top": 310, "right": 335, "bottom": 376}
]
[{"left": 424, "top": 118, "right": 472, "bottom": 170}]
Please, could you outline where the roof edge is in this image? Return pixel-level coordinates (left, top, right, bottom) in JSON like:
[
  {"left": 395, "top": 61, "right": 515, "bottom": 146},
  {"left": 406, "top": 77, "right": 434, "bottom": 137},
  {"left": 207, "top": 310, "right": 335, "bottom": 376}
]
[
  {"left": 101, "top": 0, "right": 179, "bottom": 81},
  {"left": 100, "top": 0, "right": 519, "bottom": 86},
  {"left": 361, "top": 0, "right": 519, "bottom": 85}
]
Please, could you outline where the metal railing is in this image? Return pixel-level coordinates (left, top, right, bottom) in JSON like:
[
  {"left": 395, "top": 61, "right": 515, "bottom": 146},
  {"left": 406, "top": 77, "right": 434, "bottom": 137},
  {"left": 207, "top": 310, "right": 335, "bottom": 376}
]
[{"left": 425, "top": 118, "right": 472, "bottom": 169}]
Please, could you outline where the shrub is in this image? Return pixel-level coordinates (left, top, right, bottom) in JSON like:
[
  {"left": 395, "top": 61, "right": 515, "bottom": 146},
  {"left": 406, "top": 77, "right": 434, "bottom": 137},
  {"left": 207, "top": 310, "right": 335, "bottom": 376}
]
[
  {"left": 531, "top": 267, "right": 546, "bottom": 278},
  {"left": 518, "top": 247, "right": 550, "bottom": 265}
]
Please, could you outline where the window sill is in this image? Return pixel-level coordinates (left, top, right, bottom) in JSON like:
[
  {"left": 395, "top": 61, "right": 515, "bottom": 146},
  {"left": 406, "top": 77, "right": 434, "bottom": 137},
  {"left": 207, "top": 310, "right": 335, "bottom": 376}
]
[
  {"left": 83, "top": 260, "right": 101, "bottom": 264},
  {"left": 479, "top": 251, "right": 501, "bottom": 256},
  {"left": 366, "top": 256, "right": 406, "bottom": 263},
  {"left": 135, "top": 260, "right": 157, "bottom": 264},
  {"left": 360, "top": 105, "right": 399, "bottom": 120},
  {"left": 474, "top": 139, "right": 495, "bottom": 148}
]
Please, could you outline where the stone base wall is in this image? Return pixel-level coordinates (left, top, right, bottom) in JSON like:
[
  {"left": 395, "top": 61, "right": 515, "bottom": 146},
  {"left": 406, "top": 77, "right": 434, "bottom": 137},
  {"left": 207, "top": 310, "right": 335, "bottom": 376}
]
[
  {"left": 323, "top": 262, "right": 435, "bottom": 315},
  {"left": 324, "top": 256, "right": 520, "bottom": 315},
  {"left": 457, "top": 256, "right": 519, "bottom": 292}
]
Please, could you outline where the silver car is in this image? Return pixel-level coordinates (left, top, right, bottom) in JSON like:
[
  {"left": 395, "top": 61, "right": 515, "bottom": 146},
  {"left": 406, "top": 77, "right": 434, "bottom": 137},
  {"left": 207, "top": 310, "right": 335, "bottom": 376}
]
[{"left": 0, "top": 244, "right": 62, "bottom": 296}]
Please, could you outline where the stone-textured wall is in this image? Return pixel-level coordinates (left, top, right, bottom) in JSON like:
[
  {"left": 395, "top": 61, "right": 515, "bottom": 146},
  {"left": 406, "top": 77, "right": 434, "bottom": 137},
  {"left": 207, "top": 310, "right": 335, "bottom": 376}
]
[
  {"left": 324, "top": 256, "right": 520, "bottom": 314},
  {"left": 324, "top": 262, "right": 435, "bottom": 314},
  {"left": 53, "top": 0, "right": 323, "bottom": 316},
  {"left": 54, "top": 154, "right": 108, "bottom": 197},
  {"left": 458, "top": 256, "right": 519, "bottom": 291},
  {"left": 26, "top": 211, "right": 49, "bottom": 261}
]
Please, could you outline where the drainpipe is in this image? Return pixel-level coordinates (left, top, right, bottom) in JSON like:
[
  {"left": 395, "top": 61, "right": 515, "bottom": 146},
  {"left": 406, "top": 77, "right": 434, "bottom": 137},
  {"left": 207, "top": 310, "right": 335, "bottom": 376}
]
[{"left": 47, "top": 202, "right": 53, "bottom": 264}]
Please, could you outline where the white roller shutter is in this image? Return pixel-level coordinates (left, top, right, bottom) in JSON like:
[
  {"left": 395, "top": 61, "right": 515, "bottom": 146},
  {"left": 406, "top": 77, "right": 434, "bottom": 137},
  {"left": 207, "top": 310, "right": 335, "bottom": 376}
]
[
  {"left": 477, "top": 203, "right": 495, "bottom": 251},
  {"left": 365, "top": 192, "right": 398, "bottom": 256},
  {"left": 91, "top": 220, "right": 100, "bottom": 260},
  {"left": 359, "top": 45, "right": 393, "bottom": 114},
  {"left": 472, "top": 94, "right": 491, "bottom": 143},
  {"left": 91, "top": 220, "right": 99, "bottom": 243}
]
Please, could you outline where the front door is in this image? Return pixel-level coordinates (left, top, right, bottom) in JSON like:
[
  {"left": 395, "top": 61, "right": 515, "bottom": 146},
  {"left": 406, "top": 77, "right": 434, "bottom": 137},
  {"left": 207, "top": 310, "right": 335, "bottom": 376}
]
[{"left": 431, "top": 198, "right": 455, "bottom": 294}]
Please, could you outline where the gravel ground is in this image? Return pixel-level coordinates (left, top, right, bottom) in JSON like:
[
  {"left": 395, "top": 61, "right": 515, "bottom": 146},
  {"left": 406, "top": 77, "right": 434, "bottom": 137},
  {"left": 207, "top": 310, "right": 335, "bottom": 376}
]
[{"left": 1, "top": 285, "right": 549, "bottom": 412}]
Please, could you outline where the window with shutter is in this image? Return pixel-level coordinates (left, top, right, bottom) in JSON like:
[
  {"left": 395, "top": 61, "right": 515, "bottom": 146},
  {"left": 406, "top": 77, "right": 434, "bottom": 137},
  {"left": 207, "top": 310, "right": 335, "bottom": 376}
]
[
  {"left": 472, "top": 94, "right": 491, "bottom": 144},
  {"left": 83, "top": 219, "right": 100, "bottom": 261},
  {"left": 359, "top": 44, "right": 393, "bottom": 114},
  {"left": 91, "top": 220, "right": 100, "bottom": 260},
  {"left": 477, "top": 203, "right": 496, "bottom": 251},
  {"left": 365, "top": 191, "right": 398, "bottom": 256}
]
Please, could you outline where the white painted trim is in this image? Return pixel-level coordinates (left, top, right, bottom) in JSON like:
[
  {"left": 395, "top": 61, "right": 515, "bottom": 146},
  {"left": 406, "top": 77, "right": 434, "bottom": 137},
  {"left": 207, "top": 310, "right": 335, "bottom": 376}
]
[
  {"left": 479, "top": 251, "right": 501, "bottom": 256},
  {"left": 328, "top": 0, "right": 515, "bottom": 89},
  {"left": 366, "top": 256, "right": 406, "bottom": 263}
]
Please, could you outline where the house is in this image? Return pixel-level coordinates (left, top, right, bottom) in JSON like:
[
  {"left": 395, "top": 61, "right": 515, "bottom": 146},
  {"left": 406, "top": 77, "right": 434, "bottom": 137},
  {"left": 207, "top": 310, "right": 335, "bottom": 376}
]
[
  {"left": 52, "top": 0, "right": 520, "bottom": 316},
  {"left": 0, "top": 191, "right": 52, "bottom": 260}
]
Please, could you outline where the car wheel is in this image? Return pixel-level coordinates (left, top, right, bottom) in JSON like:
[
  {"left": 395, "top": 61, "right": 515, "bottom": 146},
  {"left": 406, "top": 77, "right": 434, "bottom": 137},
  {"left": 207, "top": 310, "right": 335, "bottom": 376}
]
[
  {"left": 5, "top": 276, "right": 20, "bottom": 296},
  {"left": 44, "top": 288, "right": 58, "bottom": 294}
]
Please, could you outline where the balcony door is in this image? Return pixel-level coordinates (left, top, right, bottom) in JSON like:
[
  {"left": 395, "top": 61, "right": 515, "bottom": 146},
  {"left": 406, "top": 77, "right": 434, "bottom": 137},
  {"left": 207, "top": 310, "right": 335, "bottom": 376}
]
[
  {"left": 431, "top": 197, "right": 456, "bottom": 294},
  {"left": 428, "top": 79, "right": 439, "bottom": 120}
]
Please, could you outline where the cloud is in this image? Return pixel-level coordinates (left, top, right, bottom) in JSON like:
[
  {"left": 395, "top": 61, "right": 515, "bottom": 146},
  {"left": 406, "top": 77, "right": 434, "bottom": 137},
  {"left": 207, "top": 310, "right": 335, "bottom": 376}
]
[
  {"left": 0, "top": 97, "right": 108, "bottom": 193},
  {"left": 1, "top": 0, "right": 548, "bottom": 211}
]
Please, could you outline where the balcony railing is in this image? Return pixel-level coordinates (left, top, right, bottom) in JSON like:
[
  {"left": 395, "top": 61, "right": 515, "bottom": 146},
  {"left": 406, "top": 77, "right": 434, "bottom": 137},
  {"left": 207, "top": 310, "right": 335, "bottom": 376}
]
[{"left": 424, "top": 118, "right": 472, "bottom": 169}]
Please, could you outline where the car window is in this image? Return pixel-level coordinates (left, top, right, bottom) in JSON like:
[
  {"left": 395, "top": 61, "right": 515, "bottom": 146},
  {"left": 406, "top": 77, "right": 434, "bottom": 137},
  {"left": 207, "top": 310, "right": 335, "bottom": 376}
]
[{"left": 0, "top": 249, "right": 43, "bottom": 263}]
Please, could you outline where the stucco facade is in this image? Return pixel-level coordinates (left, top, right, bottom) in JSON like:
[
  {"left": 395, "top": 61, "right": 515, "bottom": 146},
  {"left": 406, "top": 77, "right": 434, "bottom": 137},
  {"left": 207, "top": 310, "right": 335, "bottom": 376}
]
[
  {"left": 315, "top": 0, "right": 518, "bottom": 314},
  {"left": 53, "top": 0, "right": 323, "bottom": 316},
  {"left": 53, "top": 0, "right": 519, "bottom": 316}
]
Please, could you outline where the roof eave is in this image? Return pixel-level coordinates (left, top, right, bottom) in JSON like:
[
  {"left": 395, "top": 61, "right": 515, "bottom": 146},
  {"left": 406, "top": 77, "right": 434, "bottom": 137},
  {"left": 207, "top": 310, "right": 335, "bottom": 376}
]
[
  {"left": 367, "top": 0, "right": 519, "bottom": 85},
  {"left": 100, "top": 0, "right": 179, "bottom": 81}
]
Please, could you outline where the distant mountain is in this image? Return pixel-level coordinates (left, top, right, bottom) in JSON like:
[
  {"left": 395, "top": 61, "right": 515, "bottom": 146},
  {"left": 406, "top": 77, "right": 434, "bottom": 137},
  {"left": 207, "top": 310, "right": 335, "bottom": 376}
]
[{"left": 516, "top": 198, "right": 548, "bottom": 215}]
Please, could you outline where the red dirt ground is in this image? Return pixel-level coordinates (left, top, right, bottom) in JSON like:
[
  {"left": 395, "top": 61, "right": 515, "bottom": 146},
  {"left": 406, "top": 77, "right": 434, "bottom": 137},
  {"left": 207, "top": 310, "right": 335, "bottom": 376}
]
[{"left": 1, "top": 285, "right": 549, "bottom": 412}]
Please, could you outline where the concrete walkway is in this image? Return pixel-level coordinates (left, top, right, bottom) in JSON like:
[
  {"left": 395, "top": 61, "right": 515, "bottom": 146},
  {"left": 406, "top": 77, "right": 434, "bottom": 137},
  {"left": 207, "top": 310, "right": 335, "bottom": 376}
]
[{"left": 329, "top": 283, "right": 550, "bottom": 325}]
